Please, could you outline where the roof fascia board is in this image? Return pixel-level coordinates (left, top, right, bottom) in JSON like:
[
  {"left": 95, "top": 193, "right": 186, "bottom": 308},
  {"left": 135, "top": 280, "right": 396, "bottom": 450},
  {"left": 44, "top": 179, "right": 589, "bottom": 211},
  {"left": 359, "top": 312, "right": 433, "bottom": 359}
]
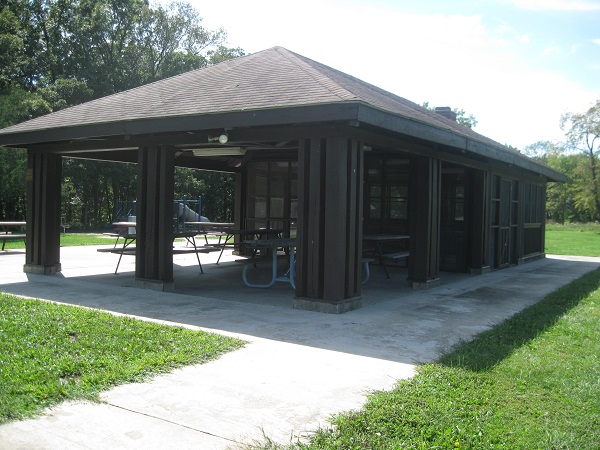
[
  {"left": 356, "top": 104, "right": 566, "bottom": 182},
  {"left": 0, "top": 104, "right": 361, "bottom": 148}
]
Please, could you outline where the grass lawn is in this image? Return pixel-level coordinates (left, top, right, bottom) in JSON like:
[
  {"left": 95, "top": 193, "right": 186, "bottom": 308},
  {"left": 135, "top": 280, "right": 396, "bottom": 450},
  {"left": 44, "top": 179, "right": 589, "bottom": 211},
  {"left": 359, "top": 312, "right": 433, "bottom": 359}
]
[
  {"left": 290, "top": 268, "right": 600, "bottom": 449},
  {"left": 240, "top": 223, "right": 600, "bottom": 449},
  {"left": 0, "top": 294, "right": 245, "bottom": 424},
  {"left": 1, "top": 233, "right": 116, "bottom": 250},
  {"left": 545, "top": 222, "right": 600, "bottom": 256}
]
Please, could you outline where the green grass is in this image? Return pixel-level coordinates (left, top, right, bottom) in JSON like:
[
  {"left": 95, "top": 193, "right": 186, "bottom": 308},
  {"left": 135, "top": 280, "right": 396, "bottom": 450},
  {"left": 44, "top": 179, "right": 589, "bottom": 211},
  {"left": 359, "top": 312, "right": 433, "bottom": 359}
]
[
  {"left": 291, "top": 268, "right": 600, "bottom": 449},
  {"left": 1, "top": 232, "right": 227, "bottom": 250},
  {"left": 0, "top": 294, "right": 245, "bottom": 424},
  {"left": 235, "top": 222, "right": 600, "bottom": 449},
  {"left": 545, "top": 222, "right": 600, "bottom": 256},
  {"left": 1, "top": 233, "right": 116, "bottom": 250}
]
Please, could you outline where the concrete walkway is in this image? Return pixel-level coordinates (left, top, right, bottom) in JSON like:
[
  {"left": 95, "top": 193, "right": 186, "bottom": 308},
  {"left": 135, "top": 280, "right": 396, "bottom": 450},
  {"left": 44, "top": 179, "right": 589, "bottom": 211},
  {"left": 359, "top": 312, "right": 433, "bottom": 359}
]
[{"left": 1, "top": 245, "right": 598, "bottom": 449}]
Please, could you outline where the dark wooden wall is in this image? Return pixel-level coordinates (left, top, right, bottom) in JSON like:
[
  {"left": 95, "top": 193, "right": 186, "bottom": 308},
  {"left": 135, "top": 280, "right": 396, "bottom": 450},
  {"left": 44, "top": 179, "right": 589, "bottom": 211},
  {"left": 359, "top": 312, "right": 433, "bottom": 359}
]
[
  {"left": 408, "top": 156, "right": 441, "bottom": 285},
  {"left": 135, "top": 145, "right": 175, "bottom": 285},
  {"left": 467, "top": 168, "right": 490, "bottom": 273},
  {"left": 24, "top": 150, "right": 62, "bottom": 274},
  {"left": 295, "top": 136, "right": 363, "bottom": 311}
]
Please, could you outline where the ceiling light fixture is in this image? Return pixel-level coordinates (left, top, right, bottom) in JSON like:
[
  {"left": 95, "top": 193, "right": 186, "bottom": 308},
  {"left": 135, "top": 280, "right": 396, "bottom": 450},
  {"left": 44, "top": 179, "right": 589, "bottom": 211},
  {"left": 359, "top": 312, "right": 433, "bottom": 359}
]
[
  {"left": 208, "top": 133, "right": 229, "bottom": 144},
  {"left": 191, "top": 147, "right": 245, "bottom": 157}
]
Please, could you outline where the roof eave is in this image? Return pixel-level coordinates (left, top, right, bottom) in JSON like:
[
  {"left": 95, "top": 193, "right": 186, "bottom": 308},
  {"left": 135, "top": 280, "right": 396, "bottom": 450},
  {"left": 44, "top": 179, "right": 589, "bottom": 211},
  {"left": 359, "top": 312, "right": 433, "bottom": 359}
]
[
  {"left": 0, "top": 101, "right": 566, "bottom": 183},
  {"left": 0, "top": 103, "right": 362, "bottom": 148},
  {"left": 356, "top": 104, "right": 566, "bottom": 183}
]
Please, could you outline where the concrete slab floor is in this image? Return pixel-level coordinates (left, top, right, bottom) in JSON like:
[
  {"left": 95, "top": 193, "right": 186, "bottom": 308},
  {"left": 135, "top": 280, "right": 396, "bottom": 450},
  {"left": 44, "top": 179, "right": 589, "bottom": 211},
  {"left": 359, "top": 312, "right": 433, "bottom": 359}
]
[{"left": 1, "top": 244, "right": 599, "bottom": 449}]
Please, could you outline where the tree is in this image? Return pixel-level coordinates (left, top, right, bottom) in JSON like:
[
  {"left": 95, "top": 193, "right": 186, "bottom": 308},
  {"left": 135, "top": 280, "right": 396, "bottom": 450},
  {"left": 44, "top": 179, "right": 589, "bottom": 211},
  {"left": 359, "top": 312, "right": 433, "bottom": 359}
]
[
  {"left": 174, "top": 168, "right": 234, "bottom": 222},
  {"left": 523, "top": 141, "right": 587, "bottom": 223},
  {"left": 0, "top": 0, "right": 244, "bottom": 226},
  {"left": 560, "top": 100, "right": 600, "bottom": 220},
  {"left": 0, "top": 146, "right": 26, "bottom": 220},
  {"left": 0, "top": 3, "right": 27, "bottom": 91}
]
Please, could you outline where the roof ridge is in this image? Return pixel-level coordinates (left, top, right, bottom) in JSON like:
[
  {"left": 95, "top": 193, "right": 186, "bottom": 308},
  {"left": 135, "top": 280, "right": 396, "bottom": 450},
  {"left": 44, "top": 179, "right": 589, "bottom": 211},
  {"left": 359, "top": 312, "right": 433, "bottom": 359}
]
[
  {"left": 273, "top": 47, "right": 360, "bottom": 102},
  {"left": 275, "top": 47, "right": 446, "bottom": 121}
]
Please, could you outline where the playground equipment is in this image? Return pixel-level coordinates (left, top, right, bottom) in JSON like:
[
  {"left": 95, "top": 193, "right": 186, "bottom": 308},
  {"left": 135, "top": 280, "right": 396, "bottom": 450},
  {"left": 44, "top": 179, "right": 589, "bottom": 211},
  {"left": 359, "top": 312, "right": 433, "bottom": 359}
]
[
  {"left": 176, "top": 202, "right": 209, "bottom": 223},
  {"left": 114, "top": 196, "right": 209, "bottom": 232},
  {"left": 175, "top": 201, "right": 210, "bottom": 232}
]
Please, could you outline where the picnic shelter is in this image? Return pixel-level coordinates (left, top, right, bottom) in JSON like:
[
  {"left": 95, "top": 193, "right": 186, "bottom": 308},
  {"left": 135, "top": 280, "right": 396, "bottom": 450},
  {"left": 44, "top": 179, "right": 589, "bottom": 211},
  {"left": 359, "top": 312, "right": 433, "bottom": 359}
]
[{"left": 0, "top": 46, "right": 565, "bottom": 313}]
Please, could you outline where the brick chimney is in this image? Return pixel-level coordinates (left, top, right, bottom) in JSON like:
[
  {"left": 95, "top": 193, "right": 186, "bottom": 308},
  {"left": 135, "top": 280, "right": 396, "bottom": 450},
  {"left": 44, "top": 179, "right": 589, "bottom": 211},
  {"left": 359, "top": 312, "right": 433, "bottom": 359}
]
[{"left": 434, "top": 106, "right": 457, "bottom": 122}]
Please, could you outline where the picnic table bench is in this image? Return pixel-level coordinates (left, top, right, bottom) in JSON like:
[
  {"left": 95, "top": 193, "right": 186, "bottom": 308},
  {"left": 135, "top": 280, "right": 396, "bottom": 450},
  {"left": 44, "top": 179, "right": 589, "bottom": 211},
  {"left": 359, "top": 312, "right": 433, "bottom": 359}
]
[
  {"left": 362, "top": 234, "right": 410, "bottom": 279},
  {"left": 0, "top": 221, "right": 26, "bottom": 251},
  {"left": 98, "top": 223, "right": 220, "bottom": 274}
]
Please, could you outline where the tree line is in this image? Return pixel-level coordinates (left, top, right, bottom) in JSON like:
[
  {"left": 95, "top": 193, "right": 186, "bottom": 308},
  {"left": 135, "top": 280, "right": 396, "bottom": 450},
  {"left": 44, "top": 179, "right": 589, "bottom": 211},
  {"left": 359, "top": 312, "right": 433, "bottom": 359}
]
[
  {"left": 526, "top": 99, "right": 600, "bottom": 224},
  {"left": 1, "top": 3, "right": 599, "bottom": 227},
  {"left": 0, "top": 0, "right": 241, "bottom": 227}
]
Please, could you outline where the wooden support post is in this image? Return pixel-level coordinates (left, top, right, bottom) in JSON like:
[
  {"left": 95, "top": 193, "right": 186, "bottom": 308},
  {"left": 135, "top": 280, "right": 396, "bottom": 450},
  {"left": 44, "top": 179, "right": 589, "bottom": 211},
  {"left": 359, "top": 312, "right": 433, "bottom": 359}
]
[
  {"left": 468, "top": 169, "right": 491, "bottom": 274},
  {"left": 23, "top": 151, "right": 62, "bottom": 274},
  {"left": 135, "top": 145, "right": 175, "bottom": 291},
  {"left": 408, "top": 156, "right": 441, "bottom": 287},
  {"left": 294, "top": 136, "right": 363, "bottom": 313}
]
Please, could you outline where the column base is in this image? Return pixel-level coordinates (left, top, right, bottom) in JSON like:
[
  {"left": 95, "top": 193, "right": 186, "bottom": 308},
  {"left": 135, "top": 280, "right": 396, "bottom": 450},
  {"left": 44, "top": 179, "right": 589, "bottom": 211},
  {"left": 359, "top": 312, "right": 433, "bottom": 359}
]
[
  {"left": 293, "top": 296, "right": 362, "bottom": 314},
  {"left": 410, "top": 278, "right": 440, "bottom": 289},
  {"left": 518, "top": 253, "right": 545, "bottom": 265},
  {"left": 23, "top": 263, "right": 61, "bottom": 275},
  {"left": 134, "top": 278, "right": 175, "bottom": 292},
  {"left": 470, "top": 265, "right": 491, "bottom": 275}
]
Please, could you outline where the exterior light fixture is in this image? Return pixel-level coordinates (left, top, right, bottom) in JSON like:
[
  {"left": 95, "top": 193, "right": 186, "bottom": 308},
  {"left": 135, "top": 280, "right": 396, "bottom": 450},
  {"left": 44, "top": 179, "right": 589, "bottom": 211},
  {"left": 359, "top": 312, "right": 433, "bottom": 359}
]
[{"left": 208, "top": 133, "right": 229, "bottom": 144}]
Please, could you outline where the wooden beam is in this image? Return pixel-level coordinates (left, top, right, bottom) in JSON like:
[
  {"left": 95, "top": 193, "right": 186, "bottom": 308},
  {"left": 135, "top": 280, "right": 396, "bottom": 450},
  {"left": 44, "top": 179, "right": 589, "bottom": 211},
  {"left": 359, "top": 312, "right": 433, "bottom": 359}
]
[
  {"left": 355, "top": 105, "right": 564, "bottom": 182},
  {"left": 408, "top": 156, "right": 441, "bottom": 286},
  {"left": 295, "top": 136, "right": 363, "bottom": 312},
  {"left": 135, "top": 145, "right": 175, "bottom": 288},
  {"left": 0, "top": 104, "right": 361, "bottom": 148},
  {"left": 23, "top": 150, "right": 62, "bottom": 274},
  {"left": 467, "top": 168, "right": 490, "bottom": 273}
]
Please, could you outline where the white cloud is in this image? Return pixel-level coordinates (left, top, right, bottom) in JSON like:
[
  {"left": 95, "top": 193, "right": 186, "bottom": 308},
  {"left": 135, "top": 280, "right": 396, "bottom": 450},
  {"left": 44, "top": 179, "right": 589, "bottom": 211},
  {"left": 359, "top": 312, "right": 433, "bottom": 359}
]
[
  {"left": 593, "top": 39, "right": 600, "bottom": 46},
  {"left": 542, "top": 45, "right": 561, "bottom": 57},
  {"left": 507, "top": 0, "right": 600, "bottom": 11},
  {"left": 518, "top": 34, "right": 531, "bottom": 44},
  {"left": 192, "top": 0, "right": 598, "bottom": 148}
]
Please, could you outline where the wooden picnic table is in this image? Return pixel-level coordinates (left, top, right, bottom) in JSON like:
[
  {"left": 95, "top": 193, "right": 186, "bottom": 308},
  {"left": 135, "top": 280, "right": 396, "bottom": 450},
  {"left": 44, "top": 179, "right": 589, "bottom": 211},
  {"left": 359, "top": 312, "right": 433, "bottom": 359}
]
[{"left": 189, "top": 225, "right": 283, "bottom": 264}]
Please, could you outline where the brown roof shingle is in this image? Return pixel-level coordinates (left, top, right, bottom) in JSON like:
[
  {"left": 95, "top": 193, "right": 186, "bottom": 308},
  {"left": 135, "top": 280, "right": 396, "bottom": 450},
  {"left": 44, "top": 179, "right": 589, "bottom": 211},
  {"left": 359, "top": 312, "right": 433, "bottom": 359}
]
[
  {"left": 0, "top": 47, "right": 475, "bottom": 138},
  {"left": 0, "top": 46, "right": 563, "bottom": 181}
]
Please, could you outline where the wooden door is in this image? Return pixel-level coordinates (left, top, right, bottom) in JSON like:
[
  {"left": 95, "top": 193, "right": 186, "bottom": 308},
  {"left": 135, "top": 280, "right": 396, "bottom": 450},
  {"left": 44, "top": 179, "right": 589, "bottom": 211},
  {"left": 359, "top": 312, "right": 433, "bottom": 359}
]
[{"left": 440, "top": 168, "right": 467, "bottom": 272}]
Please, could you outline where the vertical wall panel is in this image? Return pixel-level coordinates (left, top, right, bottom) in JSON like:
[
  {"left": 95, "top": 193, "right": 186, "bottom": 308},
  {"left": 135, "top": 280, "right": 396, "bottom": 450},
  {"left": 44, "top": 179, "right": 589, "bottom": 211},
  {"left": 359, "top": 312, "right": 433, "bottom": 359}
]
[
  {"left": 409, "top": 156, "right": 441, "bottom": 284},
  {"left": 468, "top": 169, "right": 490, "bottom": 272},
  {"left": 295, "top": 135, "right": 363, "bottom": 312},
  {"left": 345, "top": 139, "right": 363, "bottom": 296},
  {"left": 24, "top": 150, "right": 62, "bottom": 274},
  {"left": 323, "top": 137, "right": 348, "bottom": 301},
  {"left": 136, "top": 145, "right": 174, "bottom": 283}
]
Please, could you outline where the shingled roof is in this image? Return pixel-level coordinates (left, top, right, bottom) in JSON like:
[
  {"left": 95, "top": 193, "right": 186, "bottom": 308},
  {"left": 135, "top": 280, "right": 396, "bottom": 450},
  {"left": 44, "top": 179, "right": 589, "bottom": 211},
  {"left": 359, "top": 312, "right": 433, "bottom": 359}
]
[
  {"left": 0, "top": 46, "right": 562, "bottom": 180},
  {"left": 0, "top": 47, "right": 485, "bottom": 139}
]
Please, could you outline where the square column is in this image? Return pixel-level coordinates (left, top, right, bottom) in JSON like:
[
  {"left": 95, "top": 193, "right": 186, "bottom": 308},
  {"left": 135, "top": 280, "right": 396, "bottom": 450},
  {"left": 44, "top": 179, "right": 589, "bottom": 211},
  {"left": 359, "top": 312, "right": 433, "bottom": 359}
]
[
  {"left": 408, "top": 156, "right": 441, "bottom": 287},
  {"left": 468, "top": 169, "right": 491, "bottom": 274},
  {"left": 134, "top": 145, "right": 175, "bottom": 291},
  {"left": 294, "top": 136, "right": 364, "bottom": 313},
  {"left": 23, "top": 151, "right": 62, "bottom": 274}
]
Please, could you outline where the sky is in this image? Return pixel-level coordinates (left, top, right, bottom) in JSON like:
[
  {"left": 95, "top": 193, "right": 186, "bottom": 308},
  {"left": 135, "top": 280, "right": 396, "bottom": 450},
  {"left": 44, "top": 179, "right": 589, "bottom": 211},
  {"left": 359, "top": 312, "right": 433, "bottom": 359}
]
[{"left": 190, "top": 0, "right": 599, "bottom": 150}]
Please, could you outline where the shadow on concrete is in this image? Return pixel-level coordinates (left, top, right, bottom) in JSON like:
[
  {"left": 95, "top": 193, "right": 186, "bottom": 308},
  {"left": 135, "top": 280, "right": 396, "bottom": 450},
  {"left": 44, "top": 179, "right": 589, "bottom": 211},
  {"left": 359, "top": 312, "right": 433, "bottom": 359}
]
[
  {"left": 438, "top": 266, "right": 600, "bottom": 371},
  {"left": 0, "top": 249, "right": 26, "bottom": 256},
  {"left": 2, "top": 247, "right": 600, "bottom": 366}
]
